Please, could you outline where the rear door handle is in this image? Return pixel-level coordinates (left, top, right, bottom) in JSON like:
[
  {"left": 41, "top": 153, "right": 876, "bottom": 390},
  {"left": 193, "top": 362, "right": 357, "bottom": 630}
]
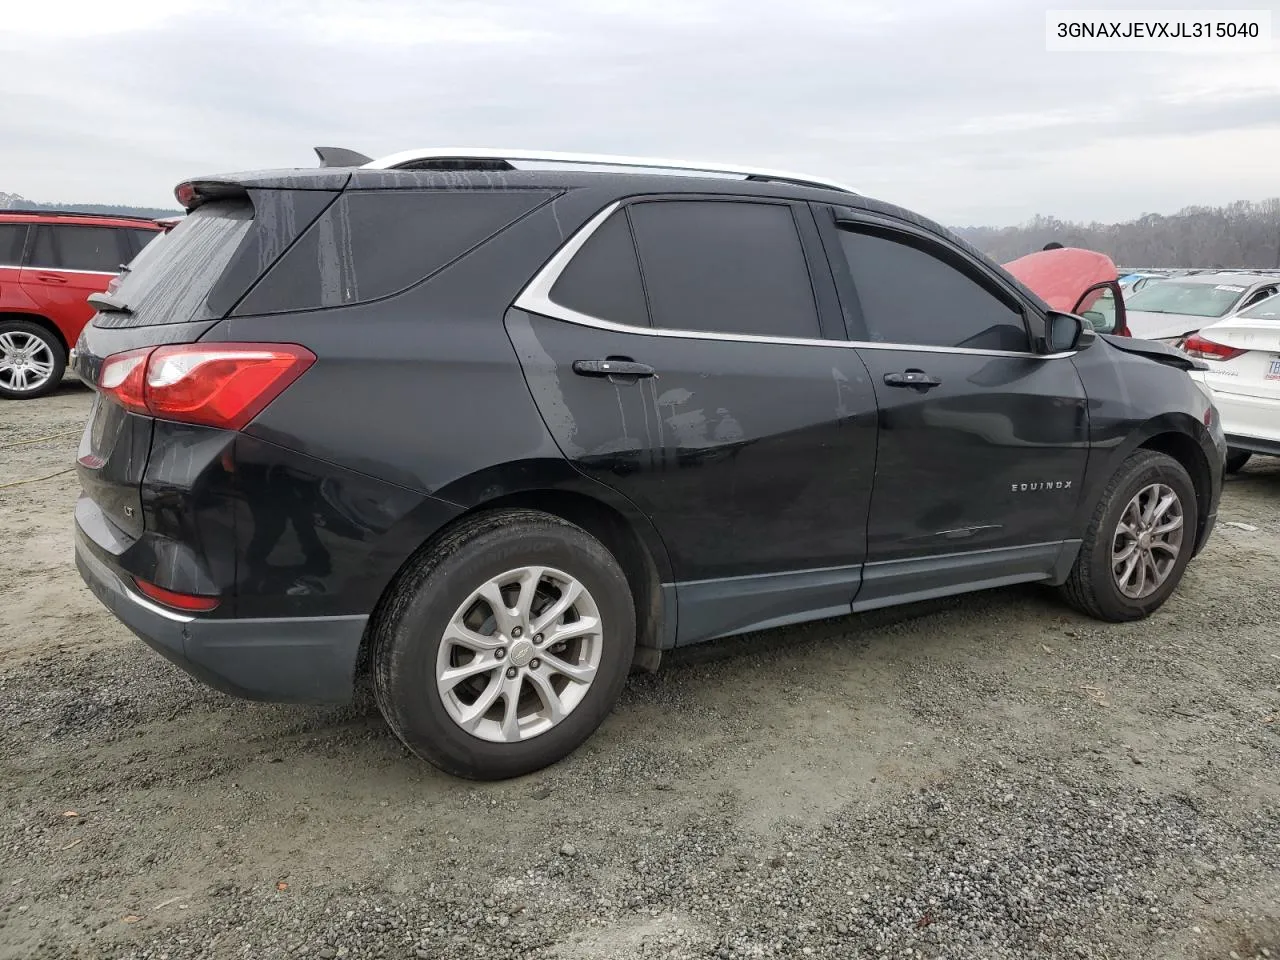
[
  {"left": 884, "top": 370, "right": 941, "bottom": 390},
  {"left": 573, "top": 359, "right": 656, "bottom": 379},
  {"left": 37, "top": 274, "right": 68, "bottom": 284}
]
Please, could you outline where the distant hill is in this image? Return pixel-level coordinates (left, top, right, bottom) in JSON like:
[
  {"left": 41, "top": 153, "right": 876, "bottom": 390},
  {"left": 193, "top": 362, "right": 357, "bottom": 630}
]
[
  {"left": 954, "top": 199, "right": 1280, "bottom": 269},
  {"left": 0, "top": 191, "right": 180, "bottom": 220}
]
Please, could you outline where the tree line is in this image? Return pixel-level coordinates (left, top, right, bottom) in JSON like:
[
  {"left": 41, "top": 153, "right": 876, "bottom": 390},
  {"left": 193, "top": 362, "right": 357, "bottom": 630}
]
[
  {"left": 2, "top": 192, "right": 180, "bottom": 220},
  {"left": 953, "top": 199, "right": 1280, "bottom": 269}
]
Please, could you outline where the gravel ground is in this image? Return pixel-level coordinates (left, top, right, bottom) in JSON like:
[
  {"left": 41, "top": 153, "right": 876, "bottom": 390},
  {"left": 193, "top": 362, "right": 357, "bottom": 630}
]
[{"left": 1, "top": 382, "right": 1278, "bottom": 960}]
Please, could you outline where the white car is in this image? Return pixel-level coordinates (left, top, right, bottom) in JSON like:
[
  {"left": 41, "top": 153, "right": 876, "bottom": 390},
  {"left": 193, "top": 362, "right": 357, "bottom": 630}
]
[
  {"left": 1184, "top": 293, "right": 1280, "bottom": 473},
  {"left": 1125, "top": 272, "right": 1280, "bottom": 344}
]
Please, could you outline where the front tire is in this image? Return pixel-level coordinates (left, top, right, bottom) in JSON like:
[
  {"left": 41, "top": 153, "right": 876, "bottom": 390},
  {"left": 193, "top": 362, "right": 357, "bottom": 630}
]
[
  {"left": 371, "top": 509, "right": 636, "bottom": 780},
  {"left": 0, "top": 319, "right": 65, "bottom": 400},
  {"left": 1060, "top": 450, "right": 1197, "bottom": 622}
]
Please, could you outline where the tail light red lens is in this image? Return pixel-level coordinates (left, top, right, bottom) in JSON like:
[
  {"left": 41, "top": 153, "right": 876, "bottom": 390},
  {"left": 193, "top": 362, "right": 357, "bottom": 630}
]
[
  {"left": 98, "top": 348, "right": 151, "bottom": 415},
  {"left": 133, "top": 577, "right": 220, "bottom": 612},
  {"left": 1181, "top": 334, "right": 1246, "bottom": 362},
  {"left": 97, "top": 343, "right": 315, "bottom": 430}
]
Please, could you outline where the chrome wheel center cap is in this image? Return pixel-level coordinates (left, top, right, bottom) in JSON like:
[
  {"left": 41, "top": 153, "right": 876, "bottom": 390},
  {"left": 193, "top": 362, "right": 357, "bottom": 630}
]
[{"left": 508, "top": 638, "right": 535, "bottom": 668}]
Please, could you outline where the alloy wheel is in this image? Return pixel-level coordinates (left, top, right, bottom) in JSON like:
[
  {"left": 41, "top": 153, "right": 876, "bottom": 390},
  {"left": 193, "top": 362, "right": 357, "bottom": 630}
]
[
  {"left": 0, "top": 331, "right": 57, "bottom": 394},
  {"left": 1112, "top": 482, "right": 1184, "bottom": 600},
  {"left": 436, "top": 566, "right": 603, "bottom": 743}
]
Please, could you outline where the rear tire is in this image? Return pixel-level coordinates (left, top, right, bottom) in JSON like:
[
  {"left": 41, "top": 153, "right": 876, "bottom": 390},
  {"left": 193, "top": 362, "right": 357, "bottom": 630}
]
[
  {"left": 0, "top": 319, "right": 65, "bottom": 400},
  {"left": 1224, "top": 449, "right": 1252, "bottom": 474},
  {"left": 371, "top": 509, "right": 635, "bottom": 780},
  {"left": 1060, "top": 450, "right": 1197, "bottom": 622}
]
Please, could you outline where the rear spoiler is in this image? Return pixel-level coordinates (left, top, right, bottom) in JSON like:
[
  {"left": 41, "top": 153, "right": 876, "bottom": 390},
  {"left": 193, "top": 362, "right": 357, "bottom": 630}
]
[
  {"left": 314, "top": 146, "right": 373, "bottom": 168},
  {"left": 1099, "top": 334, "right": 1208, "bottom": 372}
]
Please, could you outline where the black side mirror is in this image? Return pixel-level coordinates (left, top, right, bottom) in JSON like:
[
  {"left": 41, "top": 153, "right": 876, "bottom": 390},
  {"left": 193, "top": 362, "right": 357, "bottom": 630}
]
[{"left": 1044, "top": 311, "right": 1097, "bottom": 353}]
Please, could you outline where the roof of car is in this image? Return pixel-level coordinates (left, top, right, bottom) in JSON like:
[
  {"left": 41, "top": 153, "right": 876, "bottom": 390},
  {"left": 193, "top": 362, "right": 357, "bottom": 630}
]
[
  {"left": 1158, "top": 272, "right": 1276, "bottom": 286},
  {"left": 0, "top": 209, "right": 163, "bottom": 227}
]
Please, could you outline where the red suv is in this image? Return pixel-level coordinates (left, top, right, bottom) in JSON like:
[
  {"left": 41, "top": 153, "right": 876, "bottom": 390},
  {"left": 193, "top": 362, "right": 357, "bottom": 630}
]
[{"left": 0, "top": 211, "right": 164, "bottom": 399}]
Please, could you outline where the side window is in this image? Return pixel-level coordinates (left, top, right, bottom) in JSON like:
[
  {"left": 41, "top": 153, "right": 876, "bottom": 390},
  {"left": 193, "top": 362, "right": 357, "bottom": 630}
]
[
  {"left": 837, "top": 228, "right": 1029, "bottom": 352},
  {"left": 550, "top": 210, "right": 649, "bottom": 328},
  {"left": 626, "top": 200, "right": 821, "bottom": 339},
  {"left": 237, "top": 189, "right": 556, "bottom": 314},
  {"left": 1075, "top": 284, "right": 1118, "bottom": 333},
  {"left": 0, "top": 225, "right": 27, "bottom": 265},
  {"left": 126, "top": 228, "right": 162, "bottom": 258},
  {"left": 1241, "top": 285, "right": 1277, "bottom": 310},
  {"left": 28, "top": 225, "right": 127, "bottom": 272}
]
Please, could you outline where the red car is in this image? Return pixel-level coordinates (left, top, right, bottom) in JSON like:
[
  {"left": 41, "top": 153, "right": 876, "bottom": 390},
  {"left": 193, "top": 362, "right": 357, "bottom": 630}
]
[
  {"left": 0, "top": 211, "right": 164, "bottom": 399},
  {"left": 1003, "top": 247, "right": 1131, "bottom": 337}
]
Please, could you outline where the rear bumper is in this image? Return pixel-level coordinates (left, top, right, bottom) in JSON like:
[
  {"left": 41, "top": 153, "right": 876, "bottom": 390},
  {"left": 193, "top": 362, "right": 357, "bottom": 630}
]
[
  {"left": 1190, "top": 377, "right": 1280, "bottom": 451},
  {"left": 75, "top": 525, "right": 365, "bottom": 704}
]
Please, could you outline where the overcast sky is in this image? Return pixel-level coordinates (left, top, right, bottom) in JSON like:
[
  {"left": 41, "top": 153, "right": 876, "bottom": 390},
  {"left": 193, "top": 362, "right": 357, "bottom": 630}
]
[{"left": 2, "top": 0, "right": 1278, "bottom": 225}]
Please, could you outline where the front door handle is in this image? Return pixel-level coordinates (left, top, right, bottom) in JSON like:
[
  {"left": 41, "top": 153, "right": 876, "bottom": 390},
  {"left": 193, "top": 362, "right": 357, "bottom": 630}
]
[
  {"left": 37, "top": 274, "right": 68, "bottom": 284},
  {"left": 884, "top": 369, "right": 941, "bottom": 390},
  {"left": 573, "top": 359, "right": 656, "bottom": 379}
]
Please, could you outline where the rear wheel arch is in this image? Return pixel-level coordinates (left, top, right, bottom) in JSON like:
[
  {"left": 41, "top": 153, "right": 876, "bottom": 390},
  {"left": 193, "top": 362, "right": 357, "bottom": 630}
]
[
  {"left": 360, "top": 488, "right": 671, "bottom": 680},
  {"left": 0, "top": 312, "right": 69, "bottom": 355},
  {"left": 1138, "top": 430, "right": 1212, "bottom": 548}
]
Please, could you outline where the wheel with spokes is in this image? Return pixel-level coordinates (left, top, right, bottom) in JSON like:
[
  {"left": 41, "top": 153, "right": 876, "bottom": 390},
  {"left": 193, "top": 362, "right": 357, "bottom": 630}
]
[
  {"left": 0, "top": 319, "right": 65, "bottom": 400},
  {"left": 372, "top": 509, "right": 635, "bottom": 779},
  {"left": 1060, "top": 450, "right": 1197, "bottom": 621}
]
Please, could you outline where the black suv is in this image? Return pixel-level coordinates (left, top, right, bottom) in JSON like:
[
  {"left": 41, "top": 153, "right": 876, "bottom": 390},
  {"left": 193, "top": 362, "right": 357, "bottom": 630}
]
[{"left": 73, "top": 149, "right": 1225, "bottom": 780}]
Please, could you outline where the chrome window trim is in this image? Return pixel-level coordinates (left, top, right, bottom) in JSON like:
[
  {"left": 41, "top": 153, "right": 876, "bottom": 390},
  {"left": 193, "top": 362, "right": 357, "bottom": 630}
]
[
  {"left": 511, "top": 202, "right": 1076, "bottom": 361},
  {"left": 22, "top": 267, "right": 120, "bottom": 276}
]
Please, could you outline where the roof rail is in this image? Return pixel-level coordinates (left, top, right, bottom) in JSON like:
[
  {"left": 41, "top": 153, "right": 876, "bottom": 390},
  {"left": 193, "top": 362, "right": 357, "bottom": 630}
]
[
  {"left": 361, "top": 148, "right": 859, "bottom": 194},
  {"left": 0, "top": 208, "right": 165, "bottom": 224}
]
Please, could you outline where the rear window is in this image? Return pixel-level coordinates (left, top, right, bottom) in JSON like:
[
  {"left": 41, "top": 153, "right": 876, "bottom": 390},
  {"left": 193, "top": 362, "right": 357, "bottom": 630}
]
[
  {"left": 235, "top": 189, "right": 556, "bottom": 315},
  {"left": 94, "top": 201, "right": 253, "bottom": 329},
  {"left": 1124, "top": 280, "right": 1245, "bottom": 319},
  {"left": 1238, "top": 292, "right": 1280, "bottom": 320}
]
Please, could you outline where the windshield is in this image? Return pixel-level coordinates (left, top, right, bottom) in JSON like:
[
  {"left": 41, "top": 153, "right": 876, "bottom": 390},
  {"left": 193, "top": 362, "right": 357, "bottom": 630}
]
[
  {"left": 1124, "top": 280, "right": 1245, "bottom": 318},
  {"left": 1238, "top": 292, "right": 1280, "bottom": 320}
]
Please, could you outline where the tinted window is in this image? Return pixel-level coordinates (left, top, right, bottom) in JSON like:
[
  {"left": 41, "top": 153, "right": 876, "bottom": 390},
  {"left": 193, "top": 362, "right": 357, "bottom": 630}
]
[
  {"left": 238, "top": 189, "right": 555, "bottom": 314},
  {"left": 550, "top": 211, "right": 648, "bottom": 327},
  {"left": 126, "top": 228, "right": 162, "bottom": 257},
  {"left": 27, "top": 225, "right": 127, "bottom": 272},
  {"left": 94, "top": 201, "right": 254, "bottom": 329},
  {"left": 626, "top": 200, "right": 821, "bottom": 339},
  {"left": 838, "top": 229, "right": 1028, "bottom": 351},
  {"left": 0, "top": 225, "right": 26, "bottom": 265}
]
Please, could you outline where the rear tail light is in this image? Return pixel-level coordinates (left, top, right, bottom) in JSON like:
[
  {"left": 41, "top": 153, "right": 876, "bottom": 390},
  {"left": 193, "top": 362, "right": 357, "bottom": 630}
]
[
  {"left": 97, "top": 343, "right": 315, "bottom": 430},
  {"left": 1180, "top": 334, "right": 1246, "bottom": 362},
  {"left": 133, "top": 577, "right": 220, "bottom": 612},
  {"left": 98, "top": 348, "right": 151, "bottom": 415}
]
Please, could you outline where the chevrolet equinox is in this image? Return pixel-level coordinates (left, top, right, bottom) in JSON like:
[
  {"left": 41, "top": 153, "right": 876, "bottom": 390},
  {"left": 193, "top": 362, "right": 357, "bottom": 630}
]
[{"left": 73, "top": 149, "right": 1225, "bottom": 779}]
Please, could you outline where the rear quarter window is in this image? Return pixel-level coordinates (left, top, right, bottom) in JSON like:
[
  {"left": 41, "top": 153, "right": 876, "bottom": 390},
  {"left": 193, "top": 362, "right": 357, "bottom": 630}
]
[{"left": 235, "top": 189, "right": 557, "bottom": 315}]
